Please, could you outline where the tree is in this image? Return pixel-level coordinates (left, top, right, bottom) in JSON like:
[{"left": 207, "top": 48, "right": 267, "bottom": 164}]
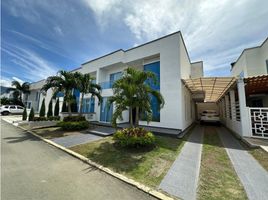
[
  {"left": 0, "top": 97, "right": 10, "bottom": 105},
  {"left": 28, "top": 107, "right": 35, "bottom": 121},
  {"left": 47, "top": 99, "right": 53, "bottom": 117},
  {"left": 39, "top": 99, "right": 46, "bottom": 117},
  {"left": 54, "top": 98, "right": 60, "bottom": 116},
  {"left": 41, "top": 70, "right": 80, "bottom": 116},
  {"left": 11, "top": 81, "right": 30, "bottom": 103},
  {"left": 75, "top": 73, "right": 102, "bottom": 115},
  {"left": 62, "top": 99, "right": 67, "bottom": 112},
  {"left": 22, "top": 107, "right": 27, "bottom": 120},
  {"left": 109, "top": 67, "right": 164, "bottom": 127}
]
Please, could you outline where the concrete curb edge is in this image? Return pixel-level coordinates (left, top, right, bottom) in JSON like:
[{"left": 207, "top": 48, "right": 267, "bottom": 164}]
[{"left": 16, "top": 124, "right": 175, "bottom": 200}]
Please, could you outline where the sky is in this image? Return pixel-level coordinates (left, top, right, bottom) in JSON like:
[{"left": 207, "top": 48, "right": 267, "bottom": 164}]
[{"left": 1, "top": 0, "right": 268, "bottom": 87}]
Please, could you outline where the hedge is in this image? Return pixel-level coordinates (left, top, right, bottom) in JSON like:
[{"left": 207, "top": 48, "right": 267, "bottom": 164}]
[{"left": 57, "top": 121, "right": 89, "bottom": 131}]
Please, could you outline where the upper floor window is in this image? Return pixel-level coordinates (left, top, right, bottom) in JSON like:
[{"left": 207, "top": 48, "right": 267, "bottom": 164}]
[{"left": 110, "top": 72, "right": 122, "bottom": 82}]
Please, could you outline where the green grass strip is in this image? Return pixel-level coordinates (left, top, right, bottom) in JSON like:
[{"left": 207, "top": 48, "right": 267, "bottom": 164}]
[{"left": 197, "top": 127, "right": 247, "bottom": 200}]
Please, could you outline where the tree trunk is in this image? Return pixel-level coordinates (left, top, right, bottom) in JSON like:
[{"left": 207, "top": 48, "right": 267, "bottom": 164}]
[
  {"left": 135, "top": 107, "right": 139, "bottom": 127},
  {"left": 79, "top": 93, "right": 84, "bottom": 116},
  {"left": 68, "top": 101, "right": 72, "bottom": 116},
  {"left": 129, "top": 107, "right": 133, "bottom": 128}
]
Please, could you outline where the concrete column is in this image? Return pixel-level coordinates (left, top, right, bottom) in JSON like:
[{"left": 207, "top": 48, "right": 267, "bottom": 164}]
[
  {"left": 229, "top": 90, "right": 236, "bottom": 121},
  {"left": 237, "top": 79, "right": 251, "bottom": 137}
]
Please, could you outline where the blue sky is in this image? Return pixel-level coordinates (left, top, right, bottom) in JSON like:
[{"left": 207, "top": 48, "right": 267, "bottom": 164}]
[{"left": 1, "top": 0, "right": 268, "bottom": 87}]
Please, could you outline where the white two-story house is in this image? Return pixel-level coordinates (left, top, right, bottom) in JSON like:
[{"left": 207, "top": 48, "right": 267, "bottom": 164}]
[{"left": 27, "top": 31, "right": 203, "bottom": 132}]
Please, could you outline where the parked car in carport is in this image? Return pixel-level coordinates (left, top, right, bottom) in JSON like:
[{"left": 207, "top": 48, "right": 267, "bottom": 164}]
[
  {"left": 200, "top": 110, "right": 220, "bottom": 125},
  {"left": 0, "top": 105, "right": 25, "bottom": 115}
]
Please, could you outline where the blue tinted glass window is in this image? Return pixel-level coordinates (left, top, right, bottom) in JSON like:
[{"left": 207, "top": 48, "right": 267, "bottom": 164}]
[{"left": 143, "top": 61, "right": 160, "bottom": 122}]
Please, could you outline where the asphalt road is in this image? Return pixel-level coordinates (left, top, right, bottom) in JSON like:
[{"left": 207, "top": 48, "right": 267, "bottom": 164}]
[{"left": 1, "top": 119, "right": 155, "bottom": 200}]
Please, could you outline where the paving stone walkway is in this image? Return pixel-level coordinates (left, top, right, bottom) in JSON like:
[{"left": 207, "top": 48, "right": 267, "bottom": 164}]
[
  {"left": 218, "top": 127, "right": 268, "bottom": 200},
  {"left": 159, "top": 126, "right": 204, "bottom": 200},
  {"left": 51, "top": 133, "right": 102, "bottom": 148}
]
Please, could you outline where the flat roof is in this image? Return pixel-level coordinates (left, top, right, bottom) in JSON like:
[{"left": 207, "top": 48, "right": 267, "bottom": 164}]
[{"left": 182, "top": 77, "right": 236, "bottom": 102}]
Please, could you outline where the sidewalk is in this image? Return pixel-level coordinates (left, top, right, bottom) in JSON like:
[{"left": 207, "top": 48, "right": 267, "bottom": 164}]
[
  {"left": 218, "top": 127, "right": 268, "bottom": 200},
  {"left": 159, "top": 126, "right": 204, "bottom": 200}
]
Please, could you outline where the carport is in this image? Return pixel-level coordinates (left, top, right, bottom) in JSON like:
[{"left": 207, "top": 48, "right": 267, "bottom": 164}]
[{"left": 182, "top": 77, "right": 236, "bottom": 119}]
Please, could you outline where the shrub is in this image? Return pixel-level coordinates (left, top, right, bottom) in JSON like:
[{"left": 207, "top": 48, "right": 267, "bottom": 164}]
[
  {"left": 47, "top": 99, "right": 53, "bottom": 117},
  {"left": 54, "top": 98, "right": 59, "bottom": 116},
  {"left": 48, "top": 116, "right": 60, "bottom": 121},
  {"left": 57, "top": 121, "right": 89, "bottom": 131},
  {"left": 63, "top": 116, "right": 86, "bottom": 122},
  {"left": 39, "top": 99, "right": 46, "bottom": 117},
  {"left": 0, "top": 97, "right": 10, "bottom": 105},
  {"left": 113, "top": 127, "right": 156, "bottom": 148},
  {"left": 33, "top": 116, "right": 47, "bottom": 121},
  {"left": 62, "top": 100, "right": 67, "bottom": 112},
  {"left": 28, "top": 108, "right": 35, "bottom": 121},
  {"left": 22, "top": 107, "right": 27, "bottom": 120}
]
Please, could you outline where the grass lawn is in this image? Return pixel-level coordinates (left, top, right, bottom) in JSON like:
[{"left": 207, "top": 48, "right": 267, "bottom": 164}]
[
  {"left": 197, "top": 127, "right": 247, "bottom": 200},
  {"left": 246, "top": 147, "right": 268, "bottom": 171},
  {"left": 70, "top": 132, "right": 190, "bottom": 188},
  {"left": 32, "top": 127, "right": 82, "bottom": 139}
]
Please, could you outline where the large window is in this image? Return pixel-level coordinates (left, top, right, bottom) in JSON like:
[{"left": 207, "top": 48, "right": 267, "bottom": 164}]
[
  {"left": 82, "top": 97, "right": 95, "bottom": 113},
  {"left": 143, "top": 61, "right": 160, "bottom": 122}
]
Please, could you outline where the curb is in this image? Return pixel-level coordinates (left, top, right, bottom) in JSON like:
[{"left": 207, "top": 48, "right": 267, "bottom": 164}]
[{"left": 15, "top": 123, "right": 175, "bottom": 200}]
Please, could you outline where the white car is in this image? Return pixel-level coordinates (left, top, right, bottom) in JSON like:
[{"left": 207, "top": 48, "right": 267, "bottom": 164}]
[
  {"left": 0, "top": 105, "right": 25, "bottom": 115},
  {"left": 200, "top": 110, "right": 220, "bottom": 125}
]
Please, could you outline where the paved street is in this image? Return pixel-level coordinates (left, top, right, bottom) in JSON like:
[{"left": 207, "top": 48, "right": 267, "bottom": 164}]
[{"left": 1, "top": 119, "right": 155, "bottom": 200}]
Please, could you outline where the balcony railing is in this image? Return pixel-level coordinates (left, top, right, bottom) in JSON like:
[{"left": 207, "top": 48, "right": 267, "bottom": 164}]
[{"left": 99, "top": 81, "right": 114, "bottom": 89}]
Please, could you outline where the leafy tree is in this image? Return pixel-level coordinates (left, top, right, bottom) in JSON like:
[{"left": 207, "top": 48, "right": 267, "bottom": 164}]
[
  {"left": 41, "top": 70, "right": 80, "bottom": 116},
  {"left": 10, "top": 81, "right": 30, "bottom": 103},
  {"left": 22, "top": 107, "right": 27, "bottom": 120},
  {"left": 0, "top": 97, "right": 10, "bottom": 105},
  {"left": 54, "top": 98, "right": 60, "bottom": 116},
  {"left": 47, "top": 99, "right": 53, "bottom": 117},
  {"left": 62, "top": 99, "right": 67, "bottom": 112},
  {"left": 28, "top": 107, "right": 35, "bottom": 121},
  {"left": 39, "top": 99, "right": 46, "bottom": 117},
  {"left": 109, "top": 67, "right": 164, "bottom": 127},
  {"left": 75, "top": 73, "right": 102, "bottom": 115}
]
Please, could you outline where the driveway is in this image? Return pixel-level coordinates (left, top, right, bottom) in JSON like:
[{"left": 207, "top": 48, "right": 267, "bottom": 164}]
[{"left": 1, "top": 119, "right": 155, "bottom": 200}]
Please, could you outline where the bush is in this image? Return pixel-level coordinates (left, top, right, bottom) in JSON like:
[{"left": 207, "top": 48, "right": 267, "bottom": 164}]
[
  {"left": 113, "top": 127, "right": 156, "bottom": 148},
  {"left": 54, "top": 98, "right": 59, "bottom": 116},
  {"left": 0, "top": 97, "right": 10, "bottom": 105},
  {"left": 39, "top": 99, "right": 46, "bottom": 117},
  {"left": 47, "top": 99, "right": 53, "bottom": 117},
  {"left": 22, "top": 107, "right": 27, "bottom": 120},
  {"left": 63, "top": 116, "right": 86, "bottom": 122},
  {"left": 48, "top": 116, "right": 60, "bottom": 121},
  {"left": 33, "top": 116, "right": 47, "bottom": 121},
  {"left": 57, "top": 121, "right": 89, "bottom": 131},
  {"left": 28, "top": 108, "right": 35, "bottom": 121}
]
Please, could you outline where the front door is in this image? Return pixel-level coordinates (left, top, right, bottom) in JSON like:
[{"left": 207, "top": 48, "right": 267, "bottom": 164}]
[{"left": 100, "top": 97, "right": 113, "bottom": 123}]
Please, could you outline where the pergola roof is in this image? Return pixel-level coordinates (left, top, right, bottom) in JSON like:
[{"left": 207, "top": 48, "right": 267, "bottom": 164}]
[
  {"left": 244, "top": 75, "right": 268, "bottom": 95},
  {"left": 182, "top": 77, "right": 236, "bottom": 102}
]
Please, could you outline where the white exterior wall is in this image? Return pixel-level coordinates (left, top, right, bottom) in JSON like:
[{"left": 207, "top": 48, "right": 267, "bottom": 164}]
[
  {"left": 26, "top": 32, "right": 201, "bottom": 130},
  {"left": 231, "top": 38, "right": 268, "bottom": 77},
  {"left": 191, "top": 62, "right": 204, "bottom": 78}
]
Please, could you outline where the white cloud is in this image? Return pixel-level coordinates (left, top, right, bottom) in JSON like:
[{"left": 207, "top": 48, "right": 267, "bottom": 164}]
[
  {"left": 0, "top": 77, "right": 13, "bottom": 87},
  {"left": 12, "top": 77, "right": 24, "bottom": 84},
  {"left": 53, "top": 26, "right": 63, "bottom": 36},
  {"left": 2, "top": 45, "right": 58, "bottom": 82},
  {"left": 84, "top": 0, "right": 268, "bottom": 76}
]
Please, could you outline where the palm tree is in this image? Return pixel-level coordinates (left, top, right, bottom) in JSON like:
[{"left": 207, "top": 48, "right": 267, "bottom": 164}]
[
  {"left": 109, "top": 67, "right": 164, "bottom": 127},
  {"left": 11, "top": 81, "right": 30, "bottom": 103},
  {"left": 75, "top": 73, "right": 102, "bottom": 116},
  {"left": 41, "top": 70, "right": 79, "bottom": 116}
]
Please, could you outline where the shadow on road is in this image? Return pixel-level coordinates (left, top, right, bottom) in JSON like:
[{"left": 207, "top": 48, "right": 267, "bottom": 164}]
[{"left": 3, "top": 131, "right": 40, "bottom": 143}]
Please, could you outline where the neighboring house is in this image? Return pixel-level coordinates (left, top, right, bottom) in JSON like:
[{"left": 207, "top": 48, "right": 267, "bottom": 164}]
[
  {"left": 217, "top": 37, "right": 268, "bottom": 139},
  {"left": 231, "top": 37, "right": 268, "bottom": 78},
  {"left": 28, "top": 31, "right": 203, "bottom": 132}
]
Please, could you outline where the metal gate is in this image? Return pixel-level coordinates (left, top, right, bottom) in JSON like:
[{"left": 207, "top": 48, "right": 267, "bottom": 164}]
[{"left": 249, "top": 107, "right": 268, "bottom": 139}]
